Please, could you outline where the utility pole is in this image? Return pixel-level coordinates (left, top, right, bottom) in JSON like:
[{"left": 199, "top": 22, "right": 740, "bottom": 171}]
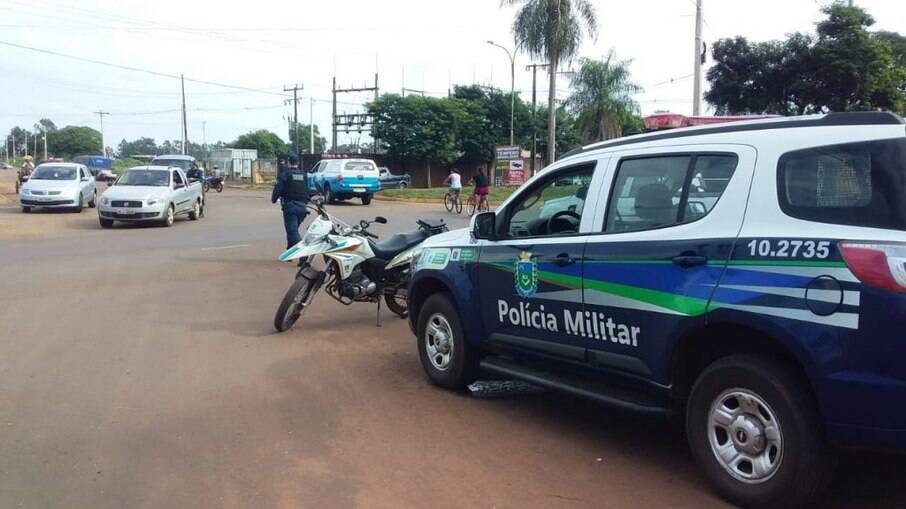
[
  {"left": 202, "top": 121, "right": 207, "bottom": 162},
  {"left": 94, "top": 110, "right": 109, "bottom": 157},
  {"left": 693, "top": 0, "right": 703, "bottom": 116},
  {"left": 180, "top": 74, "right": 188, "bottom": 155},
  {"left": 332, "top": 77, "right": 337, "bottom": 152},
  {"left": 525, "top": 63, "right": 548, "bottom": 176},
  {"left": 487, "top": 41, "right": 515, "bottom": 146},
  {"left": 309, "top": 97, "right": 315, "bottom": 154},
  {"left": 95, "top": 111, "right": 109, "bottom": 156},
  {"left": 42, "top": 129, "right": 47, "bottom": 160},
  {"left": 284, "top": 84, "right": 303, "bottom": 155},
  {"left": 32, "top": 132, "right": 37, "bottom": 159}
]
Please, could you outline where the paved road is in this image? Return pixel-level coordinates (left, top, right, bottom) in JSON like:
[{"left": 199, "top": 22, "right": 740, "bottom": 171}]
[{"left": 1, "top": 177, "right": 904, "bottom": 508}]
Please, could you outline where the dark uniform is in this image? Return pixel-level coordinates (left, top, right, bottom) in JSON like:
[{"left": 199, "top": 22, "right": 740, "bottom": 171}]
[{"left": 271, "top": 157, "right": 309, "bottom": 248}]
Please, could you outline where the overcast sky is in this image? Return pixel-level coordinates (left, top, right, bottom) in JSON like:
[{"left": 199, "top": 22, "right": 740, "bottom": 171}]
[{"left": 1, "top": 0, "right": 903, "bottom": 153}]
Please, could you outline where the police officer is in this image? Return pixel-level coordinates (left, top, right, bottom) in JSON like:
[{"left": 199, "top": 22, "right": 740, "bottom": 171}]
[{"left": 271, "top": 154, "right": 309, "bottom": 249}]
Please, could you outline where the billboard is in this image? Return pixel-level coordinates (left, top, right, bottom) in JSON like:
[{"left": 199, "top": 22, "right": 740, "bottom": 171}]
[{"left": 496, "top": 146, "right": 524, "bottom": 186}]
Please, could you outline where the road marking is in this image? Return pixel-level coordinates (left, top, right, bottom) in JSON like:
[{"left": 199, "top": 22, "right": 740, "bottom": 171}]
[{"left": 201, "top": 244, "right": 249, "bottom": 251}]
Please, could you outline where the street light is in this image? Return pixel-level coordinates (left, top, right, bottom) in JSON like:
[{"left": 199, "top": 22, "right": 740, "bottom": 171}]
[{"left": 486, "top": 40, "right": 515, "bottom": 146}]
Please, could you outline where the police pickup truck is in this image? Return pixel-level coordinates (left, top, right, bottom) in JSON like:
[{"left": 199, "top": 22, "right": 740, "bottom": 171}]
[
  {"left": 309, "top": 158, "right": 382, "bottom": 205},
  {"left": 407, "top": 112, "right": 906, "bottom": 508}
]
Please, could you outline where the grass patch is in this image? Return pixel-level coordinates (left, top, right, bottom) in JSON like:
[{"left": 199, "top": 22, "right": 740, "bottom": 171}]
[{"left": 380, "top": 186, "right": 516, "bottom": 202}]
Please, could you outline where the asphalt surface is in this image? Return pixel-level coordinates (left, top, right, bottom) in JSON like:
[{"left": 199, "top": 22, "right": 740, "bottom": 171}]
[{"left": 1, "top": 171, "right": 905, "bottom": 508}]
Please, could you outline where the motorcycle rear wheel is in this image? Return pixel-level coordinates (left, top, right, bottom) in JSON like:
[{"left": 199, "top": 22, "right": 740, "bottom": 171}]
[
  {"left": 385, "top": 293, "right": 409, "bottom": 318},
  {"left": 275, "top": 273, "right": 319, "bottom": 332}
]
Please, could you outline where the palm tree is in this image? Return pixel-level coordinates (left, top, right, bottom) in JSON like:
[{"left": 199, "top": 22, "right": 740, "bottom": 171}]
[
  {"left": 505, "top": 0, "right": 597, "bottom": 164},
  {"left": 567, "top": 52, "right": 642, "bottom": 142}
]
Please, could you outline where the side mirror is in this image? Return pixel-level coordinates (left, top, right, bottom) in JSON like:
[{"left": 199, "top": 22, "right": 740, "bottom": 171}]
[
  {"left": 374, "top": 216, "right": 388, "bottom": 224},
  {"left": 81, "top": 177, "right": 88, "bottom": 182},
  {"left": 473, "top": 212, "right": 497, "bottom": 241}
]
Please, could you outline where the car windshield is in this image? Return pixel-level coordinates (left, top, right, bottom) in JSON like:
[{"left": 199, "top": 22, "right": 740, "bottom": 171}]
[
  {"left": 30, "top": 166, "right": 76, "bottom": 180},
  {"left": 152, "top": 159, "right": 193, "bottom": 171},
  {"left": 117, "top": 169, "right": 170, "bottom": 186}
]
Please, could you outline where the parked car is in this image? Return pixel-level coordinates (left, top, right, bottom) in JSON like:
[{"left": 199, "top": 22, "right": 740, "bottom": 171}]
[
  {"left": 98, "top": 165, "right": 203, "bottom": 228},
  {"left": 378, "top": 166, "right": 411, "bottom": 188},
  {"left": 19, "top": 162, "right": 96, "bottom": 213},
  {"left": 309, "top": 158, "right": 381, "bottom": 205},
  {"left": 0, "top": 162, "right": 13, "bottom": 170},
  {"left": 73, "top": 155, "right": 115, "bottom": 183},
  {"left": 408, "top": 112, "right": 906, "bottom": 508}
]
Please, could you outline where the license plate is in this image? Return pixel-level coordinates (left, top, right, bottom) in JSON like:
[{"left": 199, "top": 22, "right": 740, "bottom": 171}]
[
  {"left": 39, "top": 197, "right": 51, "bottom": 201},
  {"left": 118, "top": 208, "right": 135, "bottom": 215},
  {"left": 353, "top": 188, "right": 365, "bottom": 193}
]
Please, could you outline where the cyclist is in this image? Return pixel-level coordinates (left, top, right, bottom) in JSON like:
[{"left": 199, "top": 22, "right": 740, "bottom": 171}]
[
  {"left": 444, "top": 168, "right": 462, "bottom": 207},
  {"left": 472, "top": 168, "right": 490, "bottom": 212}
]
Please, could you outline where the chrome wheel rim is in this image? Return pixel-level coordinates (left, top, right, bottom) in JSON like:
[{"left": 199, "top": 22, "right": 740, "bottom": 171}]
[
  {"left": 425, "top": 313, "right": 454, "bottom": 371},
  {"left": 708, "top": 388, "right": 783, "bottom": 484},
  {"left": 166, "top": 207, "right": 174, "bottom": 225},
  {"left": 194, "top": 201, "right": 200, "bottom": 217}
]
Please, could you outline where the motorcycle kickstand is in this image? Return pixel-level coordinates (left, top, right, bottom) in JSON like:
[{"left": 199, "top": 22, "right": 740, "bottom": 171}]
[{"left": 376, "top": 298, "right": 382, "bottom": 327}]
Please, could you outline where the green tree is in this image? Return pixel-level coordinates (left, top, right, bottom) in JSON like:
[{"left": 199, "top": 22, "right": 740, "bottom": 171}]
[
  {"left": 533, "top": 105, "right": 580, "bottom": 163},
  {"left": 706, "top": 4, "right": 905, "bottom": 115},
  {"left": 287, "top": 123, "right": 327, "bottom": 154},
  {"left": 117, "top": 137, "right": 159, "bottom": 158},
  {"left": 505, "top": 0, "right": 597, "bottom": 163},
  {"left": 37, "top": 118, "right": 57, "bottom": 133},
  {"left": 451, "top": 85, "right": 532, "bottom": 161},
  {"left": 46, "top": 126, "right": 102, "bottom": 157},
  {"left": 8, "top": 126, "right": 32, "bottom": 155},
  {"left": 229, "top": 130, "right": 286, "bottom": 159},
  {"left": 566, "top": 52, "right": 642, "bottom": 143},
  {"left": 874, "top": 31, "right": 906, "bottom": 68},
  {"left": 369, "top": 94, "right": 459, "bottom": 187}
]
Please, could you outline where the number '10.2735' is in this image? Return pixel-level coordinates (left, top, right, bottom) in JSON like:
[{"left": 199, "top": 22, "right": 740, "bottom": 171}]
[{"left": 746, "top": 239, "right": 831, "bottom": 259}]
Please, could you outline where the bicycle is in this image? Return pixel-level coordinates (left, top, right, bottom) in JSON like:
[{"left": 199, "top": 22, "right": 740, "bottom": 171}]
[
  {"left": 467, "top": 193, "right": 490, "bottom": 216},
  {"left": 444, "top": 189, "right": 463, "bottom": 214}
]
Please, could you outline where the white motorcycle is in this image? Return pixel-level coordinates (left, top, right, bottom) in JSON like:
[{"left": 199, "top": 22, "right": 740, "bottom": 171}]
[{"left": 274, "top": 196, "right": 447, "bottom": 332}]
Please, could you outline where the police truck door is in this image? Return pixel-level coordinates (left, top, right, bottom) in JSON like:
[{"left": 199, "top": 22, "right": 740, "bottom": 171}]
[
  {"left": 582, "top": 146, "right": 756, "bottom": 383},
  {"left": 478, "top": 162, "right": 603, "bottom": 363}
]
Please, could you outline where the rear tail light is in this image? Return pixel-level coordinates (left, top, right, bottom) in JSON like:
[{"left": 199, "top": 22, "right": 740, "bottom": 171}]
[
  {"left": 839, "top": 242, "right": 906, "bottom": 293},
  {"left": 336, "top": 174, "right": 344, "bottom": 184}
]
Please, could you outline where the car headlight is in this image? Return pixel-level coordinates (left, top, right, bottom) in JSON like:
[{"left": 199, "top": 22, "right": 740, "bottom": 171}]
[
  {"left": 101, "top": 197, "right": 110, "bottom": 206},
  {"left": 146, "top": 198, "right": 160, "bottom": 206}
]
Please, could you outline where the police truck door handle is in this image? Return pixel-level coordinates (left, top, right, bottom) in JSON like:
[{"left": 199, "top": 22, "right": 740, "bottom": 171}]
[
  {"left": 672, "top": 255, "right": 708, "bottom": 268},
  {"left": 553, "top": 253, "right": 576, "bottom": 266}
]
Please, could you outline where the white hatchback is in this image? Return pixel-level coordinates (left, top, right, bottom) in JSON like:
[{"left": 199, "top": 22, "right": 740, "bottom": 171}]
[{"left": 19, "top": 163, "right": 97, "bottom": 213}]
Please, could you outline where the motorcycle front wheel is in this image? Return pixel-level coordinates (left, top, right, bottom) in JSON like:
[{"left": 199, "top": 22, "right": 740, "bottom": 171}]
[
  {"left": 274, "top": 272, "right": 321, "bottom": 332},
  {"left": 215, "top": 181, "right": 224, "bottom": 192}
]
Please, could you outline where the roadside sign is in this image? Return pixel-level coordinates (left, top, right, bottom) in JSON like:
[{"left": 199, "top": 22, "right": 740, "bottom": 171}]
[{"left": 496, "top": 146, "right": 524, "bottom": 186}]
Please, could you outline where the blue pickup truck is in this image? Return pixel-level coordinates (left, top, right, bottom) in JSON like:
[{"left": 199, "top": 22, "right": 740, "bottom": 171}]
[{"left": 308, "top": 158, "right": 382, "bottom": 205}]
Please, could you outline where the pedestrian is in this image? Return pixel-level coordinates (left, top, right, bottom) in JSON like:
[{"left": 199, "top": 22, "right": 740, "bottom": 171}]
[{"left": 271, "top": 154, "right": 309, "bottom": 250}]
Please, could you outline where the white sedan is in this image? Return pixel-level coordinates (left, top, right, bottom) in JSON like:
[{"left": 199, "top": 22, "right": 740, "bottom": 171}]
[{"left": 19, "top": 163, "right": 97, "bottom": 213}]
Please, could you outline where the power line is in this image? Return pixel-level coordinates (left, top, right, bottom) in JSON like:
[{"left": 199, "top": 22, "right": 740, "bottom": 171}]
[{"left": 0, "top": 39, "right": 289, "bottom": 97}]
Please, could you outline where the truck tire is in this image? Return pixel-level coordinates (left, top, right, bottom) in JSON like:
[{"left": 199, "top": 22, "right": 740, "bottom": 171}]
[
  {"left": 398, "top": 181, "right": 408, "bottom": 189},
  {"left": 188, "top": 199, "right": 201, "bottom": 220},
  {"left": 161, "top": 204, "right": 175, "bottom": 227},
  {"left": 323, "top": 185, "right": 333, "bottom": 204},
  {"left": 99, "top": 218, "right": 114, "bottom": 228},
  {"left": 416, "top": 292, "right": 479, "bottom": 389},
  {"left": 361, "top": 194, "right": 372, "bottom": 205},
  {"left": 686, "top": 354, "right": 836, "bottom": 509}
]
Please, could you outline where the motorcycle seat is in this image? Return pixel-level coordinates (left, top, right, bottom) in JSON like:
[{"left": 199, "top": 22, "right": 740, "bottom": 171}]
[{"left": 370, "top": 229, "right": 429, "bottom": 260}]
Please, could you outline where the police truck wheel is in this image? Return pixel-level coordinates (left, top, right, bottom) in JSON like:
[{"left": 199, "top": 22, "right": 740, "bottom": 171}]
[
  {"left": 686, "top": 354, "right": 836, "bottom": 509},
  {"left": 361, "top": 194, "right": 372, "bottom": 205},
  {"left": 417, "top": 293, "right": 478, "bottom": 389},
  {"left": 323, "top": 186, "right": 333, "bottom": 204}
]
